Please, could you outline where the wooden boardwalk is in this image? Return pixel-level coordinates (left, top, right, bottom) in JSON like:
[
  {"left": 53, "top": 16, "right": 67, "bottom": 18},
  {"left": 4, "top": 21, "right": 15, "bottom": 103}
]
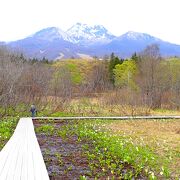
[
  {"left": 33, "top": 115, "right": 180, "bottom": 120},
  {"left": 0, "top": 118, "right": 49, "bottom": 180}
]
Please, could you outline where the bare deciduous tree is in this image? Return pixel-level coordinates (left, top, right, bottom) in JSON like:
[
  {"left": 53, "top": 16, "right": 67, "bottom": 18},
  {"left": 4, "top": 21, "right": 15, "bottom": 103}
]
[
  {"left": 137, "top": 44, "right": 163, "bottom": 108},
  {"left": 88, "top": 62, "right": 112, "bottom": 93}
]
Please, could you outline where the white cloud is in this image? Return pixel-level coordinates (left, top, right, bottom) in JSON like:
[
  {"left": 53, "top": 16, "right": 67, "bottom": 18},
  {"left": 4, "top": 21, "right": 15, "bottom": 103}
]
[{"left": 0, "top": 0, "right": 179, "bottom": 44}]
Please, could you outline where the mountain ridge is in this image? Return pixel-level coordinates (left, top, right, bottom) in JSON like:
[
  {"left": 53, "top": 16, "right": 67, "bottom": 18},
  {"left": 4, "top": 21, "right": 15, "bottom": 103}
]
[{"left": 4, "top": 23, "right": 180, "bottom": 60}]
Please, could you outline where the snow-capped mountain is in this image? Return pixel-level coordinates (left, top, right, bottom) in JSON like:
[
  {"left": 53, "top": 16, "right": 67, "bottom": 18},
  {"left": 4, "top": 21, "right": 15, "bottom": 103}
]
[
  {"left": 119, "top": 31, "right": 160, "bottom": 42},
  {"left": 66, "top": 23, "right": 115, "bottom": 44},
  {"left": 27, "top": 23, "right": 115, "bottom": 45},
  {"left": 5, "top": 23, "right": 180, "bottom": 60},
  {"left": 92, "top": 31, "right": 180, "bottom": 58},
  {"left": 30, "top": 27, "right": 71, "bottom": 42},
  {"left": 8, "top": 27, "right": 80, "bottom": 60}
]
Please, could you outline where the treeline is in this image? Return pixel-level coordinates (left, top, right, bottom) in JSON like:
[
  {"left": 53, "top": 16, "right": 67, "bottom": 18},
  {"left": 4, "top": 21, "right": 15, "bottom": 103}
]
[
  {"left": 91, "top": 44, "right": 180, "bottom": 111},
  {"left": 0, "top": 47, "right": 52, "bottom": 117},
  {"left": 108, "top": 44, "right": 180, "bottom": 111},
  {"left": 0, "top": 44, "right": 180, "bottom": 117}
]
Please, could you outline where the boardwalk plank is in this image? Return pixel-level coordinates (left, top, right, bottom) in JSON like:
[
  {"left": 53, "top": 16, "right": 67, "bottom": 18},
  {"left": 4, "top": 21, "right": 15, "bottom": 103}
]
[
  {"left": 33, "top": 115, "right": 180, "bottom": 120},
  {"left": 0, "top": 118, "right": 49, "bottom": 180},
  {"left": 0, "top": 123, "right": 23, "bottom": 180}
]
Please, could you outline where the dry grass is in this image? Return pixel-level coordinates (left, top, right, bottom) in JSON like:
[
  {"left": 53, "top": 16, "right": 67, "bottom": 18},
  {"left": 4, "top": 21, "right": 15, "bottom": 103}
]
[
  {"left": 151, "top": 109, "right": 180, "bottom": 116},
  {"left": 69, "top": 96, "right": 180, "bottom": 116},
  {"left": 105, "top": 119, "right": 180, "bottom": 177}
]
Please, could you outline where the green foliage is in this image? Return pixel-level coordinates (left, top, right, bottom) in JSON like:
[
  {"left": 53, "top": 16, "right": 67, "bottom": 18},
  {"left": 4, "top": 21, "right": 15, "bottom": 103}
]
[
  {"left": 55, "top": 153, "right": 64, "bottom": 166},
  {"left": 65, "top": 63, "right": 83, "bottom": 85},
  {"left": 0, "top": 104, "right": 29, "bottom": 118},
  {"left": 56, "top": 124, "right": 74, "bottom": 139},
  {"left": 108, "top": 53, "right": 123, "bottom": 83},
  {"left": 70, "top": 120, "right": 170, "bottom": 179},
  {"left": 0, "top": 118, "right": 18, "bottom": 150},
  {"left": 131, "top": 52, "right": 139, "bottom": 62},
  {"left": 53, "top": 61, "right": 84, "bottom": 86},
  {"left": 35, "top": 124, "right": 54, "bottom": 135},
  {"left": 113, "top": 60, "right": 138, "bottom": 89},
  {"left": 79, "top": 175, "right": 88, "bottom": 180}
]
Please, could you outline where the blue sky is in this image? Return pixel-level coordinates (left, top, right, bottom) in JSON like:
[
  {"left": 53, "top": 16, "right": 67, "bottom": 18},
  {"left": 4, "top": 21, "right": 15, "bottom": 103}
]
[{"left": 0, "top": 0, "right": 179, "bottom": 44}]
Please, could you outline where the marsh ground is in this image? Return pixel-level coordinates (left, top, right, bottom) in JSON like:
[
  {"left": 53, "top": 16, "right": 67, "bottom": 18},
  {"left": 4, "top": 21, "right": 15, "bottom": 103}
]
[{"left": 34, "top": 119, "right": 180, "bottom": 179}]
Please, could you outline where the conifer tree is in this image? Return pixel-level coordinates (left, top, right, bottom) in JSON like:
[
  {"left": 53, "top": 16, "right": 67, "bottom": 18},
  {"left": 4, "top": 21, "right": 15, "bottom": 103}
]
[{"left": 108, "top": 52, "right": 123, "bottom": 84}]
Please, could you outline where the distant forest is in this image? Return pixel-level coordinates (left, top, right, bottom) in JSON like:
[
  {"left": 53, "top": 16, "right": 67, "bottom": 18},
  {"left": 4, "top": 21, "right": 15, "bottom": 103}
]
[{"left": 1, "top": 44, "right": 180, "bottom": 117}]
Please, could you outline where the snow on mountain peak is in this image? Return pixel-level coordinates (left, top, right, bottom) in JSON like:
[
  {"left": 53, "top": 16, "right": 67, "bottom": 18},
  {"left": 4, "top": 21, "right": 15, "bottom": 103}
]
[
  {"left": 32, "top": 27, "right": 71, "bottom": 41},
  {"left": 66, "top": 23, "right": 115, "bottom": 44},
  {"left": 30, "top": 23, "right": 115, "bottom": 45},
  {"left": 121, "top": 31, "right": 159, "bottom": 41}
]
